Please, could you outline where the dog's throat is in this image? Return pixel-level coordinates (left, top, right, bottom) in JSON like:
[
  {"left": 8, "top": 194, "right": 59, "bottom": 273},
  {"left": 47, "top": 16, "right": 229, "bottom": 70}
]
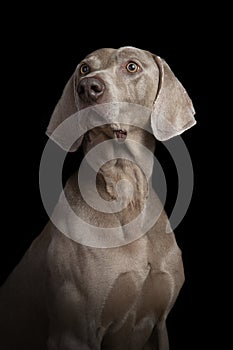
[{"left": 97, "top": 159, "right": 148, "bottom": 210}]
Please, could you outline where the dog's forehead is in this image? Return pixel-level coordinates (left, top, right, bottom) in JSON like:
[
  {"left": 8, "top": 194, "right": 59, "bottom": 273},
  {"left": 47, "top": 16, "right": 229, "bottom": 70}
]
[
  {"left": 83, "top": 48, "right": 116, "bottom": 66},
  {"left": 117, "top": 46, "right": 153, "bottom": 61},
  {"left": 81, "top": 47, "right": 153, "bottom": 68}
]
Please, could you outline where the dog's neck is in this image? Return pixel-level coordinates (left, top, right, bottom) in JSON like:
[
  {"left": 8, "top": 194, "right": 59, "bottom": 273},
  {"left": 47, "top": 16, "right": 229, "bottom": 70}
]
[
  {"left": 80, "top": 128, "right": 156, "bottom": 225},
  {"left": 96, "top": 158, "right": 149, "bottom": 217}
]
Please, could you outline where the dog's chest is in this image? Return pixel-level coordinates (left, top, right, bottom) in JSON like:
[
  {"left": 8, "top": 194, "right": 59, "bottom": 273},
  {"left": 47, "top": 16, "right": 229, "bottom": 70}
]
[
  {"left": 76, "top": 238, "right": 174, "bottom": 338},
  {"left": 47, "top": 230, "right": 179, "bottom": 347}
]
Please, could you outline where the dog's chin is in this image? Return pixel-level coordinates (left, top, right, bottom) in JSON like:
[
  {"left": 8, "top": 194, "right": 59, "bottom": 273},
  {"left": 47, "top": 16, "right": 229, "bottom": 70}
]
[
  {"left": 84, "top": 125, "right": 127, "bottom": 152},
  {"left": 78, "top": 101, "right": 153, "bottom": 151},
  {"left": 77, "top": 101, "right": 152, "bottom": 134}
]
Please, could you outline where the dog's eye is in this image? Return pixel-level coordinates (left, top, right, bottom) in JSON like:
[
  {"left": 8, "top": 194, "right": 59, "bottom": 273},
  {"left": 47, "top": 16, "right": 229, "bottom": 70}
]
[
  {"left": 126, "top": 62, "right": 140, "bottom": 73},
  {"left": 80, "top": 64, "right": 90, "bottom": 75}
]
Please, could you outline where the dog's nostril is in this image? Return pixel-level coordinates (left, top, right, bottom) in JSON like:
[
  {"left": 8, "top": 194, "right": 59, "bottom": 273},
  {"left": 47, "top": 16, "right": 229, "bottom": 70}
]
[{"left": 91, "top": 82, "right": 102, "bottom": 93}]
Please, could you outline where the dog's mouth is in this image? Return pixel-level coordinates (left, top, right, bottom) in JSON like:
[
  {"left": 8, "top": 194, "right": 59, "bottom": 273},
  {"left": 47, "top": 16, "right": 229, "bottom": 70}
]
[{"left": 113, "top": 129, "right": 127, "bottom": 142}]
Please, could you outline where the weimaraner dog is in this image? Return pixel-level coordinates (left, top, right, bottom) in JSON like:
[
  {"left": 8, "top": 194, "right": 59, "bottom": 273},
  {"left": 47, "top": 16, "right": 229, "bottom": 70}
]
[{"left": 0, "top": 46, "right": 196, "bottom": 349}]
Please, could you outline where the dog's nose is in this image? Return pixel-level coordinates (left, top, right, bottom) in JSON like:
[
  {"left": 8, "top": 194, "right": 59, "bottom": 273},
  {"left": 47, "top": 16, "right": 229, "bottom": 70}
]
[{"left": 78, "top": 78, "right": 105, "bottom": 103}]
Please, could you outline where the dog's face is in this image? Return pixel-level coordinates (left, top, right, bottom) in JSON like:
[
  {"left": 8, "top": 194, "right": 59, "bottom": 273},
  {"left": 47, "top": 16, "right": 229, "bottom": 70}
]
[
  {"left": 46, "top": 46, "right": 196, "bottom": 152},
  {"left": 75, "top": 47, "right": 160, "bottom": 153},
  {"left": 76, "top": 47, "right": 159, "bottom": 110}
]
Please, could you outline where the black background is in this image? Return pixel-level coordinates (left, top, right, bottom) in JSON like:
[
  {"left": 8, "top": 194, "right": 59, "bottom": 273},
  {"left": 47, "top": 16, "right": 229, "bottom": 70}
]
[{"left": 0, "top": 5, "right": 225, "bottom": 350}]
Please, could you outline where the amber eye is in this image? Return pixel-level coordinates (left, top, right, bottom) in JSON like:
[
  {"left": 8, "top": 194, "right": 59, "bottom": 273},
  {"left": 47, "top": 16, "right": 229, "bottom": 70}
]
[
  {"left": 126, "top": 61, "right": 139, "bottom": 73},
  {"left": 80, "top": 63, "right": 90, "bottom": 75}
]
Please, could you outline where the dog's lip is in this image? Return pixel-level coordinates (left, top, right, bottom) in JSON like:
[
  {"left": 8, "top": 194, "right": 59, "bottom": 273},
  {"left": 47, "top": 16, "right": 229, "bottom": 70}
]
[
  {"left": 112, "top": 129, "right": 127, "bottom": 139},
  {"left": 113, "top": 129, "right": 127, "bottom": 134}
]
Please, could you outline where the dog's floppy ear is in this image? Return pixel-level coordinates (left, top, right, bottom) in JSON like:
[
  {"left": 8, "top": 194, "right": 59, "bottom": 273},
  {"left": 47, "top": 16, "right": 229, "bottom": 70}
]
[
  {"left": 151, "top": 55, "right": 196, "bottom": 141},
  {"left": 46, "top": 73, "right": 83, "bottom": 152}
]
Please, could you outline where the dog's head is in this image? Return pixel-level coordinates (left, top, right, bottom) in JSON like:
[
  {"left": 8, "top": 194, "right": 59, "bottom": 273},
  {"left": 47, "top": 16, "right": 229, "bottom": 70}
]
[{"left": 46, "top": 46, "right": 196, "bottom": 152}]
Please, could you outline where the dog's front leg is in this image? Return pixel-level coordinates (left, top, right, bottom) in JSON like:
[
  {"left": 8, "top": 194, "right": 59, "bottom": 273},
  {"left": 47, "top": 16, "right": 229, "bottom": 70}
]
[
  {"left": 47, "top": 332, "right": 93, "bottom": 350},
  {"left": 156, "top": 320, "right": 169, "bottom": 350},
  {"left": 45, "top": 226, "right": 100, "bottom": 350},
  {"left": 141, "top": 319, "right": 169, "bottom": 350},
  {"left": 46, "top": 295, "right": 96, "bottom": 350},
  {"left": 46, "top": 284, "right": 98, "bottom": 350}
]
